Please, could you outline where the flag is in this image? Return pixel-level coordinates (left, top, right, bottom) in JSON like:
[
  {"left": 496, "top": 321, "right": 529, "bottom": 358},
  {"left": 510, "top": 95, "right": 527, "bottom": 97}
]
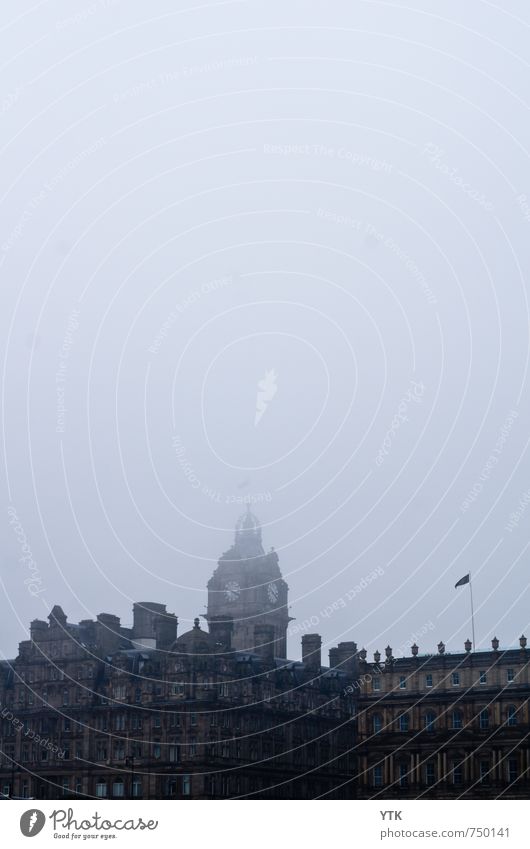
[{"left": 455, "top": 573, "right": 470, "bottom": 588}]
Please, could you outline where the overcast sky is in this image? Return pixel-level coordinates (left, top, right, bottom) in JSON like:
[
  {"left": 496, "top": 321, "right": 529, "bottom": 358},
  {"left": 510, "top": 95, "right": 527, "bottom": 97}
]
[{"left": 1, "top": 0, "right": 530, "bottom": 663}]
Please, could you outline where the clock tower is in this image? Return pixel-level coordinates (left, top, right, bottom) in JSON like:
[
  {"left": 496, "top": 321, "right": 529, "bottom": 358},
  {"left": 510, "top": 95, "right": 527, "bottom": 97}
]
[{"left": 206, "top": 508, "right": 290, "bottom": 658}]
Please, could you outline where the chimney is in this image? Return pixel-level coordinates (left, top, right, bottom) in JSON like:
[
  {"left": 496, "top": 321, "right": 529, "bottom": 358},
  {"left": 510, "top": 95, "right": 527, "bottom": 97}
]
[
  {"left": 335, "top": 641, "right": 358, "bottom": 675},
  {"left": 208, "top": 615, "right": 233, "bottom": 651},
  {"left": 253, "top": 624, "right": 275, "bottom": 665},
  {"left": 329, "top": 647, "right": 339, "bottom": 669},
  {"left": 155, "top": 612, "right": 178, "bottom": 650},
  {"left": 302, "top": 634, "right": 322, "bottom": 672},
  {"left": 132, "top": 602, "right": 167, "bottom": 650},
  {"left": 30, "top": 619, "right": 48, "bottom": 642},
  {"left": 96, "top": 613, "right": 122, "bottom": 655}
]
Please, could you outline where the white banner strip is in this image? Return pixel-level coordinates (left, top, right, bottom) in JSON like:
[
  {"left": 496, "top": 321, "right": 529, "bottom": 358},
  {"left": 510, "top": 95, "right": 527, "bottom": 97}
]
[{"left": 1, "top": 800, "right": 527, "bottom": 848}]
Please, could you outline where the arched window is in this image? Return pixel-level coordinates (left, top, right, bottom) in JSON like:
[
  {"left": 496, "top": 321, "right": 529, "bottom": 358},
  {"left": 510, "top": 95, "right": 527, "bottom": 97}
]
[
  {"left": 479, "top": 708, "right": 489, "bottom": 730},
  {"left": 398, "top": 713, "right": 409, "bottom": 732},
  {"left": 451, "top": 710, "right": 463, "bottom": 730},
  {"left": 372, "top": 713, "right": 383, "bottom": 733},
  {"left": 507, "top": 705, "right": 518, "bottom": 726},
  {"left": 424, "top": 711, "right": 436, "bottom": 732}
]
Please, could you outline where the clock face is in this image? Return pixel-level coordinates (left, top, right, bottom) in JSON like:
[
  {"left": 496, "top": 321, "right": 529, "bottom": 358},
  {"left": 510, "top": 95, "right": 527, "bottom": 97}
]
[
  {"left": 267, "top": 582, "right": 279, "bottom": 603},
  {"left": 224, "top": 581, "right": 241, "bottom": 602}
]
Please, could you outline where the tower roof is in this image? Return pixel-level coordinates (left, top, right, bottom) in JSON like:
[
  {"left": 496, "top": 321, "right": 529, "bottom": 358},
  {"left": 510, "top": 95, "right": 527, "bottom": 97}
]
[{"left": 234, "top": 506, "right": 264, "bottom": 558}]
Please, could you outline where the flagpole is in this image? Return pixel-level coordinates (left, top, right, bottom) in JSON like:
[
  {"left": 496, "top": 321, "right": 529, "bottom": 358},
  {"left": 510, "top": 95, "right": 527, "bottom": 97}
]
[{"left": 469, "top": 571, "right": 476, "bottom": 652}]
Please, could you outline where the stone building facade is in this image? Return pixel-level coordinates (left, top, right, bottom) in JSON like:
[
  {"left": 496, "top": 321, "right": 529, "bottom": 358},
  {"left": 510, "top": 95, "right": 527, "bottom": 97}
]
[
  {"left": 0, "top": 511, "right": 528, "bottom": 799},
  {"left": 353, "top": 639, "right": 530, "bottom": 798},
  {"left": 0, "top": 513, "right": 354, "bottom": 800}
]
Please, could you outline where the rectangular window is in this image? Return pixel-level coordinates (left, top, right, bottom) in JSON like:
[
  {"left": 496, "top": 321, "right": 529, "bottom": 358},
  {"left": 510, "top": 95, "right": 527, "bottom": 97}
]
[
  {"left": 373, "top": 765, "right": 383, "bottom": 787},
  {"left": 508, "top": 759, "right": 518, "bottom": 783},
  {"left": 507, "top": 668, "right": 515, "bottom": 683},
  {"left": 425, "top": 762, "right": 435, "bottom": 785},
  {"left": 169, "top": 745, "right": 179, "bottom": 762},
  {"left": 452, "top": 763, "right": 463, "bottom": 785},
  {"left": 480, "top": 760, "right": 490, "bottom": 783},
  {"left": 451, "top": 672, "right": 460, "bottom": 686},
  {"left": 153, "top": 715, "right": 161, "bottom": 728},
  {"left": 182, "top": 775, "right": 191, "bottom": 796},
  {"left": 399, "top": 714, "right": 409, "bottom": 732},
  {"left": 480, "top": 710, "right": 489, "bottom": 730},
  {"left": 190, "top": 713, "right": 197, "bottom": 726},
  {"left": 425, "top": 673, "right": 433, "bottom": 688},
  {"left": 451, "top": 711, "right": 463, "bottom": 730},
  {"left": 113, "top": 780, "right": 124, "bottom": 798},
  {"left": 399, "top": 764, "right": 408, "bottom": 787},
  {"left": 479, "top": 671, "right": 487, "bottom": 684},
  {"left": 399, "top": 676, "right": 406, "bottom": 689},
  {"left": 372, "top": 677, "right": 381, "bottom": 691},
  {"left": 153, "top": 744, "right": 161, "bottom": 759}
]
